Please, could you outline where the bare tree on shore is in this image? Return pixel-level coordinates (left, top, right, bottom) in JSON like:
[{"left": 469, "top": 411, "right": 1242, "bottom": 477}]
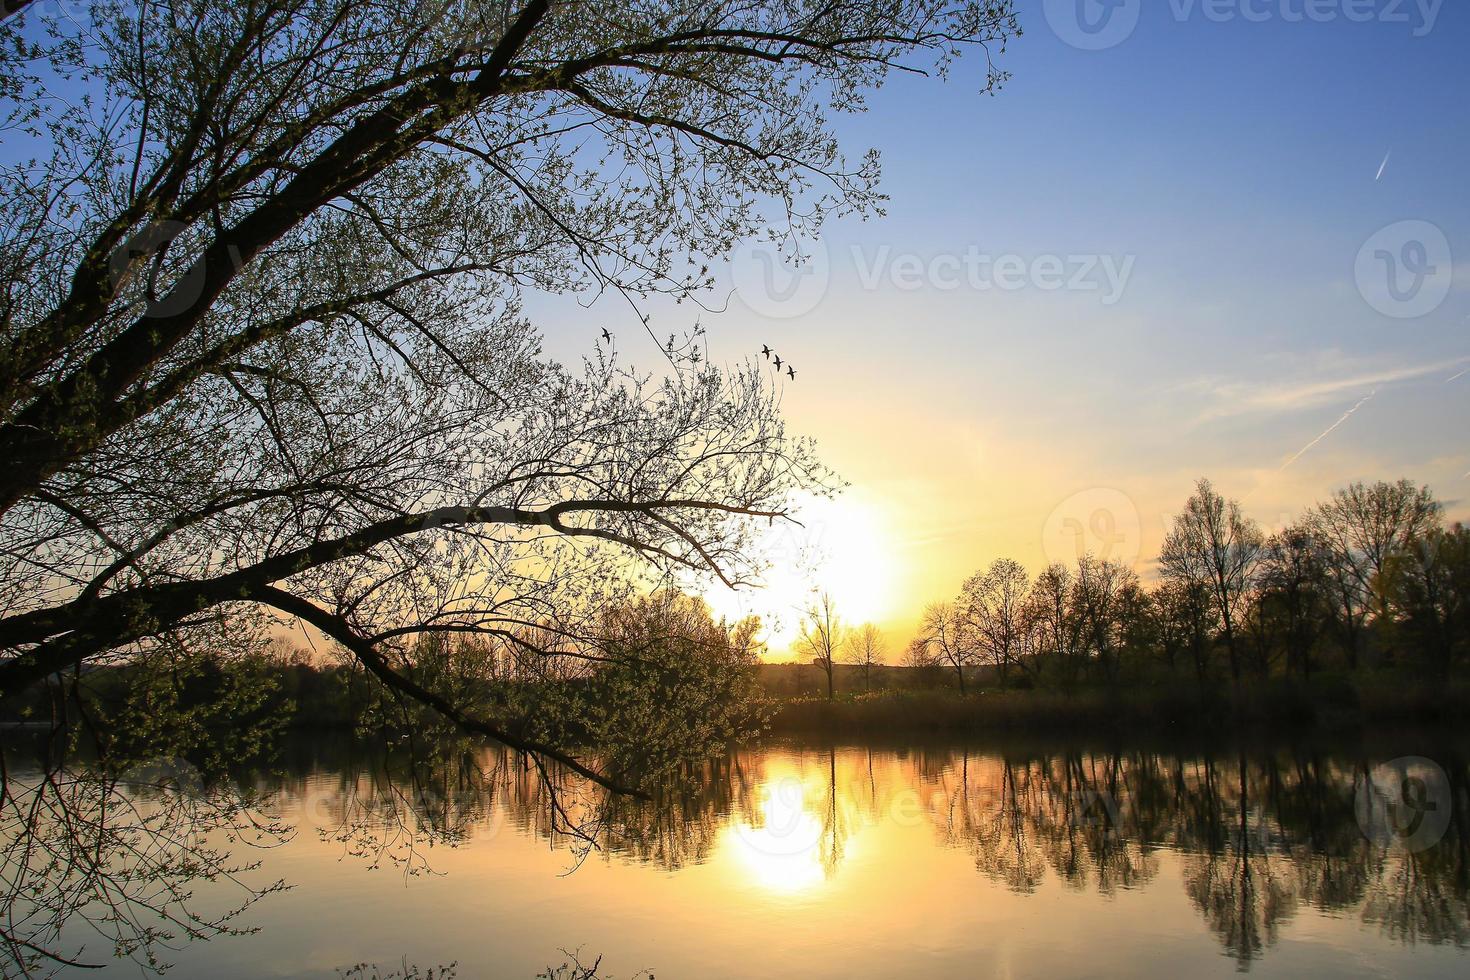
[
  {"left": 962, "top": 558, "right": 1031, "bottom": 686},
  {"left": 843, "top": 622, "right": 886, "bottom": 693},
  {"left": 798, "top": 591, "right": 844, "bottom": 700},
  {"left": 1308, "top": 480, "right": 1440, "bottom": 667},
  {"left": 918, "top": 600, "right": 978, "bottom": 695}
]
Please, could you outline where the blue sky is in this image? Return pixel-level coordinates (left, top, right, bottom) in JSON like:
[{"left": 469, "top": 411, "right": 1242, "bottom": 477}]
[{"left": 594, "top": 0, "right": 1470, "bottom": 638}]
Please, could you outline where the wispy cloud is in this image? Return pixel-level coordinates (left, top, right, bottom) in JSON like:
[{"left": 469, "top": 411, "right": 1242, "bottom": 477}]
[{"left": 1183, "top": 354, "right": 1470, "bottom": 424}]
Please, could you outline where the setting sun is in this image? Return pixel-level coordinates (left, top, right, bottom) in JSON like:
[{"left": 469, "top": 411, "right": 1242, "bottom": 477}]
[{"left": 704, "top": 491, "right": 905, "bottom": 656}]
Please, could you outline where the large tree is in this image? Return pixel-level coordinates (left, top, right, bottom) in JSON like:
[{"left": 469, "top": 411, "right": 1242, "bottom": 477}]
[
  {"left": 1159, "top": 479, "right": 1262, "bottom": 682},
  {"left": 1383, "top": 523, "right": 1470, "bottom": 680},
  {"left": 1253, "top": 523, "right": 1331, "bottom": 679},
  {"left": 1308, "top": 479, "right": 1440, "bottom": 667},
  {"left": 1026, "top": 561, "right": 1078, "bottom": 681},
  {"left": 1069, "top": 553, "right": 1137, "bottom": 683},
  {"left": 960, "top": 557, "right": 1030, "bottom": 685},
  {"left": 1155, "top": 578, "right": 1213, "bottom": 684},
  {"left": 0, "top": 0, "right": 1019, "bottom": 779}
]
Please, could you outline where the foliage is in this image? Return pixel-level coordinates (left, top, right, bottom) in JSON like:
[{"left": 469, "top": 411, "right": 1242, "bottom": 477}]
[
  {"left": 338, "top": 962, "right": 458, "bottom": 980},
  {"left": 541, "top": 592, "right": 769, "bottom": 784},
  {"left": 81, "top": 641, "right": 295, "bottom": 771}
]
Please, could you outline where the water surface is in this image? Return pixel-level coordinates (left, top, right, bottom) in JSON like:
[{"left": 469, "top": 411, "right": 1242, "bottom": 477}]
[{"left": 13, "top": 734, "right": 1470, "bottom": 978}]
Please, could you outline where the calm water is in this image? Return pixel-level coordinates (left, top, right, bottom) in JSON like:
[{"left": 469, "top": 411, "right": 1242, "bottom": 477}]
[{"left": 11, "top": 734, "right": 1470, "bottom": 978}]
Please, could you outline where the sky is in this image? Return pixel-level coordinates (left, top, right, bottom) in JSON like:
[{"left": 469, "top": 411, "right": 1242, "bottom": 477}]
[
  {"left": 14, "top": 2, "right": 1467, "bottom": 657},
  {"left": 549, "top": 1, "right": 1470, "bottom": 654}
]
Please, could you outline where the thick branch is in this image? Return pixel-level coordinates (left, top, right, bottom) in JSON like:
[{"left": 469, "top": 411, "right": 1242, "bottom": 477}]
[
  {"left": 257, "top": 586, "right": 643, "bottom": 797},
  {"left": 0, "top": 497, "right": 779, "bottom": 692}
]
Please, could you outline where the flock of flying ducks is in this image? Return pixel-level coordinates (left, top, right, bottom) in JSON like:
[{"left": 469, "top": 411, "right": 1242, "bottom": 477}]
[
  {"left": 597, "top": 330, "right": 797, "bottom": 381},
  {"left": 761, "top": 344, "right": 796, "bottom": 380}
]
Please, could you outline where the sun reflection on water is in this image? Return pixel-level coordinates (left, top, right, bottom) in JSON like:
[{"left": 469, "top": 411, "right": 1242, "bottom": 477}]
[{"left": 727, "top": 771, "right": 828, "bottom": 894}]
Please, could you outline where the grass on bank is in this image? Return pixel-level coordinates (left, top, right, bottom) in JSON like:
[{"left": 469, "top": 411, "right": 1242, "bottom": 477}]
[{"left": 764, "top": 675, "right": 1470, "bottom": 736}]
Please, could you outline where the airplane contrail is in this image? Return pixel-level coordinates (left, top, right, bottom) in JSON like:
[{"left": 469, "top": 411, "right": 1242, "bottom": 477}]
[
  {"left": 1375, "top": 150, "right": 1391, "bottom": 181},
  {"left": 1279, "top": 389, "right": 1376, "bottom": 472},
  {"left": 1446, "top": 368, "right": 1468, "bottom": 384}
]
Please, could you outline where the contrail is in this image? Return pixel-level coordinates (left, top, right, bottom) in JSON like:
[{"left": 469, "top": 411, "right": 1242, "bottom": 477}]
[
  {"left": 1375, "top": 150, "right": 1391, "bottom": 181},
  {"left": 1279, "top": 389, "right": 1376, "bottom": 472},
  {"left": 1446, "top": 368, "right": 1468, "bottom": 384}
]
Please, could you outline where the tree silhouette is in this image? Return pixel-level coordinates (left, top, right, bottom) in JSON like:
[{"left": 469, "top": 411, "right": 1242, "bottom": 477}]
[
  {"left": 0, "top": 0, "right": 1020, "bottom": 784},
  {"left": 1160, "top": 479, "right": 1264, "bottom": 682}
]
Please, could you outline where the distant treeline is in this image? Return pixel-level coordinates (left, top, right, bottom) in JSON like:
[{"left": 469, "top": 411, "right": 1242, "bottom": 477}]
[
  {"left": 900, "top": 477, "right": 1467, "bottom": 693},
  {"left": 4, "top": 592, "right": 769, "bottom": 773},
  {"left": 13, "top": 478, "right": 1467, "bottom": 744}
]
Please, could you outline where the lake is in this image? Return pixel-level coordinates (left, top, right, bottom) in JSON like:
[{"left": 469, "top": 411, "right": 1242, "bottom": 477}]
[{"left": 8, "top": 732, "right": 1470, "bottom": 978}]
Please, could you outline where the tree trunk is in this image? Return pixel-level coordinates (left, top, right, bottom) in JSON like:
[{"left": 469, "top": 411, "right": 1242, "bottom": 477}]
[{"left": 1221, "top": 612, "right": 1240, "bottom": 682}]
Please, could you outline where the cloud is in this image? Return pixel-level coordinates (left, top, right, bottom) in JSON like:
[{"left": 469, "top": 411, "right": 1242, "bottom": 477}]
[{"left": 1181, "top": 354, "right": 1470, "bottom": 424}]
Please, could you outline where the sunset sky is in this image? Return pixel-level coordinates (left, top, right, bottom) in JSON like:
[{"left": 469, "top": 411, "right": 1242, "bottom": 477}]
[
  {"left": 539, "top": 5, "right": 1470, "bottom": 654},
  {"left": 7, "top": 6, "right": 1470, "bottom": 975}
]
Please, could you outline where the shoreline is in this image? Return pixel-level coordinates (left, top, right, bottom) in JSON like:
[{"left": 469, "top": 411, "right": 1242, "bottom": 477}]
[{"left": 763, "top": 676, "right": 1470, "bottom": 737}]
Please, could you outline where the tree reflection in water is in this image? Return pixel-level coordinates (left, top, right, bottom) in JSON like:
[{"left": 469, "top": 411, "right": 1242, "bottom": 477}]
[
  {"left": 933, "top": 744, "right": 1468, "bottom": 968},
  {"left": 0, "top": 756, "right": 289, "bottom": 975},
  {"left": 3, "top": 737, "right": 1468, "bottom": 974}
]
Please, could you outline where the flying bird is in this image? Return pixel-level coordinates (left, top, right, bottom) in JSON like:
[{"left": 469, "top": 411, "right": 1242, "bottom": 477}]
[
  {"left": 761, "top": 344, "right": 772, "bottom": 358},
  {"left": 600, "top": 328, "right": 612, "bottom": 342},
  {"left": 787, "top": 366, "right": 796, "bottom": 380},
  {"left": 773, "top": 355, "right": 783, "bottom": 370}
]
